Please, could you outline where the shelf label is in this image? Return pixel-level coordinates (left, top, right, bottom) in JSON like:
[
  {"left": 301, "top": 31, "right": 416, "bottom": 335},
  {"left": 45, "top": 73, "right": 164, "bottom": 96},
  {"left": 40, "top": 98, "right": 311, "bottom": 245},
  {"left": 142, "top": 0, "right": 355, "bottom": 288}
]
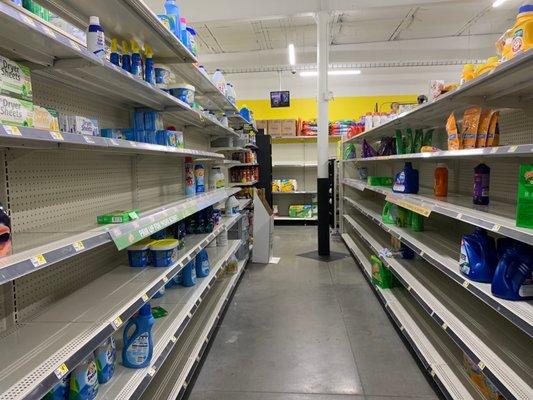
[
  {"left": 478, "top": 361, "right": 485, "bottom": 370},
  {"left": 83, "top": 136, "right": 95, "bottom": 144},
  {"left": 385, "top": 194, "right": 432, "bottom": 217},
  {"left": 41, "top": 25, "right": 56, "bottom": 38},
  {"left": 141, "top": 293, "right": 149, "bottom": 302},
  {"left": 162, "top": 276, "right": 169, "bottom": 283},
  {"left": 30, "top": 254, "right": 47, "bottom": 267},
  {"left": 130, "top": 141, "right": 137, "bottom": 147},
  {"left": 20, "top": 14, "right": 36, "bottom": 27},
  {"left": 462, "top": 280, "right": 469, "bottom": 288},
  {"left": 492, "top": 224, "right": 501, "bottom": 232},
  {"left": 111, "top": 316, "right": 123, "bottom": 330},
  {"left": 72, "top": 241, "right": 85, "bottom": 252},
  {"left": 54, "top": 363, "right": 69, "bottom": 379},
  {"left": 3, "top": 125, "right": 21, "bottom": 136},
  {"left": 170, "top": 335, "right": 177, "bottom": 343},
  {"left": 490, "top": 147, "right": 499, "bottom": 154},
  {"left": 441, "top": 322, "right": 448, "bottom": 330},
  {"left": 50, "top": 131, "right": 64, "bottom": 141},
  {"left": 109, "top": 139, "right": 119, "bottom": 146},
  {"left": 147, "top": 367, "right": 156, "bottom": 376},
  {"left": 507, "top": 145, "right": 518, "bottom": 153}
]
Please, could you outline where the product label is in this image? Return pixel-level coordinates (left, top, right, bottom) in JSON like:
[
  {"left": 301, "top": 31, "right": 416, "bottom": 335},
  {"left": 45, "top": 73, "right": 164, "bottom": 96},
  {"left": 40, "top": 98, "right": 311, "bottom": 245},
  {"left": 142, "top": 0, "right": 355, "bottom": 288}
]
[
  {"left": 0, "top": 55, "right": 32, "bottom": 101},
  {"left": 392, "top": 171, "right": 406, "bottom": 192},
  {"left": 126, "top": 333, "right": 150, "bottom": 365},
  {"left": 459, "top": 239, "right": 470, "bottom": 274},
  {"left": 512, "top": 28, "right": 524, "bottom": 54},
  {"left": 518, "top": 271, "right": 533, "bottom": 298},
  {"left": 473, "top": 173, "right": 490, "bottom": 197},
  {"left": 0, "top": 95, "right": 33, "bottom": 127},
  {"left": 88, "top": 31, "right": 105, "bottom": 58}
]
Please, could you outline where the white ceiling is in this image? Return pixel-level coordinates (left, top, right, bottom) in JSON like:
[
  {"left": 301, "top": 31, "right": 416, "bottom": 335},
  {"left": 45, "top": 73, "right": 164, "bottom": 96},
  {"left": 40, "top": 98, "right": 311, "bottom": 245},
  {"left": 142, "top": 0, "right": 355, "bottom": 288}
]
[{"left": 145, "top": 0, "right": 521, "bottom": 98}]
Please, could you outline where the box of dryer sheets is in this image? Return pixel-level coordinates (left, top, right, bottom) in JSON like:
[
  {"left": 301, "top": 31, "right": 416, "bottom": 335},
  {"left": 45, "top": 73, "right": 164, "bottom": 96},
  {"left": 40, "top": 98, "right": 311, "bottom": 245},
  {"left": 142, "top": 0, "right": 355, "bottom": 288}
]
[
  {"left": 0, "top": 55, "right": 32, "bottom": 101},
  {"left": 280, "top": 119, "right": 297, "bottom": 135},
  {"left": 33, "top": 106, "right": 60, "bottom": 131},
  {"left": 59, "top": 114, "right": 99, "bottom": 136},
  {"left": 0, "top": 95, "right": 33, "bottom": 127}
]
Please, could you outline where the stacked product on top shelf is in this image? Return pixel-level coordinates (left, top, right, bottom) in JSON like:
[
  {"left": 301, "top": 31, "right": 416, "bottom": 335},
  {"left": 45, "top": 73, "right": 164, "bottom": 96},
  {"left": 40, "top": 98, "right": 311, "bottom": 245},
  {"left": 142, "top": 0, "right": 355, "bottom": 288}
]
[
  {"left": 0, "top": 1, "right": 253, "bottom": 399},
  {"left": 340, "top": 20, "right": 533, "bottom": 398}
]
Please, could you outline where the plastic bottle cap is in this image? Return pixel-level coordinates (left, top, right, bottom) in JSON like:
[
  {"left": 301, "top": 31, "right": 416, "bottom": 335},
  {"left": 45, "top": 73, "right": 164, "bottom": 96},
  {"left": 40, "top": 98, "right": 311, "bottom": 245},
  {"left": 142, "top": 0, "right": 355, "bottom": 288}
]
[
  {"left": 139, "top": 303, "right": 152, "bottom": 316},
  {"left": 89, "top": 16, "right": 100, "bottom": 25},
  {"left": 519, "top": 4, "right": 533, "bottom": 14}
]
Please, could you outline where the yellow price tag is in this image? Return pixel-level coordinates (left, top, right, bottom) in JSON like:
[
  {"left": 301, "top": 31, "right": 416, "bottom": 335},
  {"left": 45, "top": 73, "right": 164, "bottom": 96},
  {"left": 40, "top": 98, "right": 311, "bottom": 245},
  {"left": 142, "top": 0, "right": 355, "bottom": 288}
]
[
  {"left": 162, "top": 276, "right": 169, "bottom": 283},
  {"left": 462, "top": 280, "right": 469, "bottom": 288},
  {"left": 141, "top": 293, "right": 149, "bottom": 302},
  {"left": 492, "top": 224, "right": 501, "bottom": 232},
  {"left": 507, "top": 145, "right": 518, "bottom": 153},
  {"left": 83, "top": 136, "right": 95, "bottom": 144},
  {"left": 111, "top": 316, "right": 123, "bottom": 330},
  {"left": 385, "top": 194, "right": 432, "bottom": 217},
  {"left": 478, "top": 361, "right": 485, "bottom": 370},
  {"left": 147, "top": 367, "right": 156, "bottom": 376},
  {"left": 4, "top": 125, "right": 21, "bottom": 136},
  {"left": 30, "top": 254, "right": 47, "bottom": 267},
  {"left": 54, "top": 363, "right": 69, "bottom": 379},
  {"left": 170, "top": 335, "right": 177, "bottom": 343},
  {"left": 72, "top": 241, "right": 85, "bottom": 252},
  {"left": 50, "top": 131, "right": 64, "bottom": 141},
  {"left": 109, "top": 139, "right": 119, "bottom": 146}
]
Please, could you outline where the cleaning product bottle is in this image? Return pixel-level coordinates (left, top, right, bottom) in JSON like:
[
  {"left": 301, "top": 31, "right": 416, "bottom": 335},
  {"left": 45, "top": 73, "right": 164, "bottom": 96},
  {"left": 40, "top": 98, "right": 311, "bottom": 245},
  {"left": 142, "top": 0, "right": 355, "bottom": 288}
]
[
  {"left": 195, "top": 249, "right": 210, "bottom": 278},
  {"left": 184, "top": 157, "right": 196, "bottom": 195},
  {"left": 164, "top": 0, "right": 181, "bottom": 37},
  {"left": 194, "top": 163, "right": 205, "bottom": 193},
  {"left": 94, "top": 336, "right": 116, "bottom": 384},
  {"left": 180, "top": 17, "right": 189, "bottom": 48},
  {"left": 434, "top": 163, "right": 448, "bottom": 197},
  {"left": 516, "top": 164, "right": 533, "bottom": 229},
  {"left": 473, "top": 163, "right": 490, "bottom": 205},
  {"left": 212, "top": 69, "right": 227, "bottom": 95},
  {"left": 410, "top": 212, "right": 424, "bottom": 232},
  {"left": 393, "top": 162, "right": 419, "bottom": 194},
  {"left": 44, "top": 376, "right": 69, "bottom": 400},
  {"left": 510, "top": 4, "right": 533, "bottom": 59},
  {"left": 181, "top": 259, "right": 197, "bottom": 287},
  {"left": 474, "top": 56, "right": 500, "bottom": 77},
  {"left": 130, "top": 40, "right": 143, "bottom": 79},
  {"left": 186, "top": 26, "right": 198, "bottom": 55},
  {"left": 152, "top": 285, "right": 165, "bottom": 299},
  {"left": 460, "top": 64, "right": 475, "bottom": 85},
  {"left": 122, "top": 304, "right": 154, "bottom": 369},
  {"left": 459, "top": 228, "right": 497, "bottom": 283},
  {"left": 110, "top": 39, "right": 121, "bottom": 66},
  {"left": 87, "top": 16, "right": 105, "bottom": 59},
  {"left": 69, "top": 354, "right": 99, "bottom": 400},
  {"left": 121, "top": 40, "right": 131, "bottom": 73},
  {"left": 144, "top": 45, "right": 155, "bottom": 84},
  {"left": 491, "top": 240, "right": 533, "bottom": 300}
]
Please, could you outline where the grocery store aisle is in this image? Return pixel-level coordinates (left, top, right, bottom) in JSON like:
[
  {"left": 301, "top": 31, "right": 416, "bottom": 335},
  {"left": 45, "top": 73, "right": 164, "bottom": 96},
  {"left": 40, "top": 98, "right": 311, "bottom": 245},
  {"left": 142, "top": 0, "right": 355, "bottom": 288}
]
[{"left": 188, "top": 226, "right": 438, "bottom": 400}]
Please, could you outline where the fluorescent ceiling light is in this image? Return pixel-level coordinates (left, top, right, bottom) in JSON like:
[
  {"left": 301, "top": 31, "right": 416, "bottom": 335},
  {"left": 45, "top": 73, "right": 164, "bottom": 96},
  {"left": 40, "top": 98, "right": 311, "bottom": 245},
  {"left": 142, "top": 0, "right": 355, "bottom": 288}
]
[
  {"left": 288, "top": 44, "right": 296, "bottom": 65},
  {"left": 492, "top": 0, "right": 508, "bottom": 7},
  {"left": 299, "top": 69, "right": 362, "bottom": 77}
]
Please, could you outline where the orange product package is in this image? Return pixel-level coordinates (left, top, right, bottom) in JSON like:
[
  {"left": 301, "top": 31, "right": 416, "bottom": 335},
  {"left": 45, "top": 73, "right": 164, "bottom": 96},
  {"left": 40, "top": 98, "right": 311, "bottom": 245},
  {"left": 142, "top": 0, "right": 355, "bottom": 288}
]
[
  {"left": 446, "top": 113, "right": 461, "bottom": 150},
  {"left": 461, "top": 107, "right": 482, "bottom": 149},
  {"left": 476, "top": 109, "right": 492, "bottom": 148},
  {"left": 486, "top": 111, "right": 500, "bottom": 147}
]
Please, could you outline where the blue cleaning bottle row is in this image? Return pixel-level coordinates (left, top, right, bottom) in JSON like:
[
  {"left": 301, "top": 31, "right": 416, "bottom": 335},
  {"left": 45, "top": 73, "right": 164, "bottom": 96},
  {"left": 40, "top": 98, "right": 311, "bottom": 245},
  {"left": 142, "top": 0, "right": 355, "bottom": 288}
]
[{"left": 459, "top": 228, "right": 532, "bottom": 301}]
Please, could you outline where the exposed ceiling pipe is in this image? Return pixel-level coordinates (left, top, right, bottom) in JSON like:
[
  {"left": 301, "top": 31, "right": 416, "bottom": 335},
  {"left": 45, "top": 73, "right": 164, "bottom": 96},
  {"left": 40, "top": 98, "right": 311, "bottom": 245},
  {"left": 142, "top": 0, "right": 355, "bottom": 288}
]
[{"left": 221, "top": 59, "right": 485, "bottom": 74}]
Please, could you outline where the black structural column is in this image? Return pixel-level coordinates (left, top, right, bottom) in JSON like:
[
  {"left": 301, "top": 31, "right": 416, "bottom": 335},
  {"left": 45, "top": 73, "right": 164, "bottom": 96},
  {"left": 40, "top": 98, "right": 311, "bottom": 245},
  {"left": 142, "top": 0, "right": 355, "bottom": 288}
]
[{"left": 317, "top": 177, "right": 330, "bottom": 255}]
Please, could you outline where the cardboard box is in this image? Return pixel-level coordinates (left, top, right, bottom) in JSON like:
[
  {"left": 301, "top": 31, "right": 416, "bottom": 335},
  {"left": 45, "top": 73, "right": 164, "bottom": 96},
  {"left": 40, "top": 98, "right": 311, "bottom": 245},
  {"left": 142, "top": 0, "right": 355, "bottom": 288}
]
[
  {"left": 0, "top": 95, "right": 33, "bottom": 127},
  {"left": 256, "top": 120, "right": 268, "bottom": 131},
  {"left": 281, "top": 119, "right": 296, "bottom": 135},
  {"left": 267, "top": 119, "right": 282, "bottom": 136},
  {"left": 0, "top": 55, "right": 33, "bottom": 102}
]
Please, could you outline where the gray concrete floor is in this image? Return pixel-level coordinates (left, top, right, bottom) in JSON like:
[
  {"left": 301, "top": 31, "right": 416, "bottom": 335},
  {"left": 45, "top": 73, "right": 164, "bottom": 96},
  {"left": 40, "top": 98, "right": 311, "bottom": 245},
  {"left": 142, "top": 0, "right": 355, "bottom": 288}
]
[{"left": 188, "top": 226, "right": 439, "bottom": 400}]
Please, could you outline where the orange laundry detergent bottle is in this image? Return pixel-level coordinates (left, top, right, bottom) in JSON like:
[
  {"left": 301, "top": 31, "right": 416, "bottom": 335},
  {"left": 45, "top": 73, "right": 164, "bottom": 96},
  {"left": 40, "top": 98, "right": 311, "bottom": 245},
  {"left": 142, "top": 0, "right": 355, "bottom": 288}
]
[{"left": 434, "top": 163, "right": 448, "bottom": 197}]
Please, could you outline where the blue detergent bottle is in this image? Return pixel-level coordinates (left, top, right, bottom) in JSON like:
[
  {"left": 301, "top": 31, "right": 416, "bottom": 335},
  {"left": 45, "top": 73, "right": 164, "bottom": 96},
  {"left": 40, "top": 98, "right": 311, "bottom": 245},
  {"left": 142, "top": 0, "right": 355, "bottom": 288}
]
[
  {"left": 459, "top": 228, "right": 497, "bottom": 283},
  {"left": 121, "top": 40, "right": 131, "bottom": 73},
  {"left": 492, "top": 240, "right": 533, "bottom": 300},
  {"left": 182, "top": 260, "right": 197, "bottom": 287},
  {"left": 69, "top": 354, "right": 99, "bottom": 400},
  {"left": 122, "top": 304, "right": 154, "bottom": 369},
  {"left": 44, "top": 376, "right": 69, "bottom": 400},
  {"left": 164, "top": 0, "right": 181, "bottom": 37},
  {"left": 393, "top": 162, "right": 419, "bottom": 194},
  {"left": 195, "top": 249, "right": 210, "bottom": 278},
  {"left": 130, "top": 40, "right": 143, "bottom": 79},
  {"left": 94, "top": 336, "right": 116, "bottom": 384}
]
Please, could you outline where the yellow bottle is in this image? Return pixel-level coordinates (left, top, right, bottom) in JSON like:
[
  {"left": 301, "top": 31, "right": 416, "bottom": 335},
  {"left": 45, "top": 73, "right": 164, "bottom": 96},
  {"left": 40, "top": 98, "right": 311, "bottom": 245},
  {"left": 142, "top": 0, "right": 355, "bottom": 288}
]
[
  {"left": 509, "top": 4, "right": 533, "bottom": 59},
  {"left": 496, "top": 29, "right": 513, "bottom": 62},
  {"left": 474, "top": 56, "right": 500, "bottom": 78},
  {"left": 460, "top": 64, "right": 475, "bottom": 85}
]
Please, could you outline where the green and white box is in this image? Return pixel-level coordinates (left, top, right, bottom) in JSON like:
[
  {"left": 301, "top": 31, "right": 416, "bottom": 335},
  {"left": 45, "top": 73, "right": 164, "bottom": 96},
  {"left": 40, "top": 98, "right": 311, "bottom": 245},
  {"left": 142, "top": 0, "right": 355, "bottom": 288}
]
[
  {"left": 0, "top": 55, "right": 33, "bottom": 101},
  {"left": 0, "top": 95, "right": 34, "bottom": 127}
]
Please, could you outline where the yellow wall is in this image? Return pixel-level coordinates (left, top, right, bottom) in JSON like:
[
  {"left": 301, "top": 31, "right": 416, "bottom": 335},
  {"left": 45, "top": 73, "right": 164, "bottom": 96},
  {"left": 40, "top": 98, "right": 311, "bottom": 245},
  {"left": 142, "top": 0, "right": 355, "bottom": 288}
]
[{"left": 237, "top": 94, "right": 417, "bottom": 121}]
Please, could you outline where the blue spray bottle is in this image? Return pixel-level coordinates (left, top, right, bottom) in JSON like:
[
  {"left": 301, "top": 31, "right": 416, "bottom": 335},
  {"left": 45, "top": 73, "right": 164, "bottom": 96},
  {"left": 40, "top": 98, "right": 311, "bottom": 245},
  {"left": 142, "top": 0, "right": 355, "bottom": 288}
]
[
  {"left": 130, "top": 40, "right": 143, "bottom": 79},
  {"left": 144, "top": 44, "right": 155, "bottom": 84},
  {"left": 122, "top": 304, "right": 154, "bottom": 369},
  {"left": 110, "top": 38, "right": 120, "bottom": 66},
  {"left": 121, "top": 40, "right": 131, "bottom": 73}
]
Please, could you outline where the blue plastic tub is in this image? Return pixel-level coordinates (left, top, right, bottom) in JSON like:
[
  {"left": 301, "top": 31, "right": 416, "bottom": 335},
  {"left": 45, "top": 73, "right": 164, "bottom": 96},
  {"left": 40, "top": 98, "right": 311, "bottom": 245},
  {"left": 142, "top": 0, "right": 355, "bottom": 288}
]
[
  {"left": 150, "top": 239, "right": 179, "bottom": 267},
  {"left": 127, "top": 239, "right": 154, "bottom": 267},
  {"left": 169, "top": 84, "right": 195, "bottom": 107}
]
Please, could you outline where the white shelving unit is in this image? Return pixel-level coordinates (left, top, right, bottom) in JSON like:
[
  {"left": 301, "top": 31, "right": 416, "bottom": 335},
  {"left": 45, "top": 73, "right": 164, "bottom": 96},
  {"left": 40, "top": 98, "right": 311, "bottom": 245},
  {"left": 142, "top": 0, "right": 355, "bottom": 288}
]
[
  {"left": 340, "top": 54, "right": 533, "bottom": 400},
  {"left": 0, "top": 1, "right": 253, "bottom": 399}
]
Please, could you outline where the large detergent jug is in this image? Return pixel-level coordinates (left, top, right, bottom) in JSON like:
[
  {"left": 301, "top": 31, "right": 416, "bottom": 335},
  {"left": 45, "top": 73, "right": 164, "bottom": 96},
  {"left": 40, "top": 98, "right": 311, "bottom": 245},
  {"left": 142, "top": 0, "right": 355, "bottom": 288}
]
[
  {"left": 164, "top": 0, "right": 181, "bottom": 37},
  {"left": 94, "top": 336, "right": 116, "bottom": 384},
  {"left": 69, "top": 354, "right": 99, "bottom": 400},
  {"left": 492, "top": 239, "right": 533, "bottom": 301},
  {"left": 212, "top": 69, "right": 227, "bottom": 95},
  {"left": 122, "top": 304, "right": 154, "bottom": 369},
  {"left": 195, "top": 249, "right": 210, "bottom": 278},
  {"left": 459, "top": 228, "right": 497, "bottom": 283},
  {"left": 182, "top": 259, "right": 197, "bottom": 287},
  {"left": 44, "top": 376, "right": 69, "bottom": 400},
  {"left": 393, "top": 162, "right": 419, "bottom": 194},
  {"left": 510, "top": 4, "right": 533, "bottom": 59}
]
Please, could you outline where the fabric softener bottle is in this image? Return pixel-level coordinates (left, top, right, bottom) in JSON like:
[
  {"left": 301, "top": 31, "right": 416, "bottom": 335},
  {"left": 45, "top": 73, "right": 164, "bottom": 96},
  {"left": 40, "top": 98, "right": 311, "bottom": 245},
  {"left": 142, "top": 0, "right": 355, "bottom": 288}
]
[
  {"left": 122, "top": 304, "right": 154, "bottom": 369},
  {"left": 473, "top": 163, "right": 490, "bottom": 205}
]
